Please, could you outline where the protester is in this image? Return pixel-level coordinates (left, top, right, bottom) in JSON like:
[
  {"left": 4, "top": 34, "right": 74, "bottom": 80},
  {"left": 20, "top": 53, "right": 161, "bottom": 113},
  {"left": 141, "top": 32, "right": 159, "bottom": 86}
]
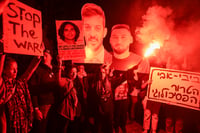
[
  {"left": 54, "top": 57, "right": 79, "bottom": 133},
  {"left": 74, "top": 65, "right": 88, "bottom": 131},
  {"left": 0, "top": 53, "right": 41, "bottom": 133},
  {"left": 29, "top": 49, "right": 58, "bottom": 133},
  {"left": 109, "top": 24, "right": 150, "bottom": 133},
  {"left": 96, "top": 64, "right": 113, "bottom": 133}
]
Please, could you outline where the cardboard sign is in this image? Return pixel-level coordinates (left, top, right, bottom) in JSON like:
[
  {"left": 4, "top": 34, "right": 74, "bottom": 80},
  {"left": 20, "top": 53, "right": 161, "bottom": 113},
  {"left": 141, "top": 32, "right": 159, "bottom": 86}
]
[
  {"left": 2, "top": 0, "right": 43, "bottom": 56},
  {"left": 56, "top": 20, "right": 85, "bottom": 61},
  {"left": 147, "top": 67, "right": 200, "bottom": 111}
]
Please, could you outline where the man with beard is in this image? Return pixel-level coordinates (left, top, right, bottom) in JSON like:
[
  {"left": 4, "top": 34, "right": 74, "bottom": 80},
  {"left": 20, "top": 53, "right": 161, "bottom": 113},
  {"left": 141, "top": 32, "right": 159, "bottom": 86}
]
[
  {"left": 80, "top": 3, "right": 113, "bottom": 133},
  {"left": 109, "top": 24, "right": 149, "bottom": 133},
  {"left": 81, "top": 3, "right": 112, "bottom": 64}
]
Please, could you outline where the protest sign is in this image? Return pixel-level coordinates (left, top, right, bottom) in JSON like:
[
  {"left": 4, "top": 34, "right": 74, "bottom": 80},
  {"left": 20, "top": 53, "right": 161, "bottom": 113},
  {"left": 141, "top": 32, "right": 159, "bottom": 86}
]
[
  {"left": 2, "top": 0, "right": 43, "bottom": 55},
  {"left": 56, "top": 20, "right": 85, "bottom": 61},
  {"left": 147, "top": 67, "right": 200, "bottom": 111}
]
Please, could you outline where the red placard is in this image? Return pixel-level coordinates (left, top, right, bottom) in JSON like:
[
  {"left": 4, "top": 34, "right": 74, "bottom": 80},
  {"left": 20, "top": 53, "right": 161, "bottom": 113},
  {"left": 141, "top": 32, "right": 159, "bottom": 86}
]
[{"left": 2, "top": 0, "right": 43, "bottom": 55}]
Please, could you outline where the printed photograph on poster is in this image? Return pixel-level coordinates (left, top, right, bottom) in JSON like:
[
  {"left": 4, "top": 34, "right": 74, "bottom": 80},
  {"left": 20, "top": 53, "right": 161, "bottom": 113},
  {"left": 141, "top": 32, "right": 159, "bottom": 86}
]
[
  {"left": 2, "top": 0, "right": 43, "bottom": 56},
  {"left": 56, "top": 20, "right": 85, "bottom": 61},
  {"left": 147, "top": 67, "right": 200, "bottom": 111}
]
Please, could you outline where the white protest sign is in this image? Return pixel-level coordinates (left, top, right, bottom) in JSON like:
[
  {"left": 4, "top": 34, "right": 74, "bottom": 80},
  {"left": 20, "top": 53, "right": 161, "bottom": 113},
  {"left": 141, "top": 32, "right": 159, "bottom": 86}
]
[
  {"left": 56, "top": 20, "right": 85, "bottom": 61},
  {"left": 147, "top": 67, "right": 200, "bottom": 111},
  {"left": 3, "top": 0, "right": 43, "bottom": 56}
]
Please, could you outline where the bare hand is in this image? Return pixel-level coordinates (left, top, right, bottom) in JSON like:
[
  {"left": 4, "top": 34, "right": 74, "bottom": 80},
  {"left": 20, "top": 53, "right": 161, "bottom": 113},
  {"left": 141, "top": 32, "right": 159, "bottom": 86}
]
[
  {"left": 36, "top": 56, "right": 41, "bottom": 60},
  {"left": 34, "top": 109, "right": 43, "bottom": 120},
  {"left": 133, "top": 69, "right": 139, "bottom": 81},
  {"left": 141, "top": 80, "right": 152, "bottom": 89},
  {"left": 56, "top": 55, "right": 63, "bottom": 66}
]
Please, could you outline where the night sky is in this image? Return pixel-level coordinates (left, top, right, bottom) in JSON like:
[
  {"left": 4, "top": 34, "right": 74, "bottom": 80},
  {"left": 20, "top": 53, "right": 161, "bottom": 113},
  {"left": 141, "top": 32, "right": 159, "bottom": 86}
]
[
  {"left": 5, "top": 0, "right": 200, "bottom": 73},
  {"left": 18, "top": 0, "right": 200, "bottom": 54}
]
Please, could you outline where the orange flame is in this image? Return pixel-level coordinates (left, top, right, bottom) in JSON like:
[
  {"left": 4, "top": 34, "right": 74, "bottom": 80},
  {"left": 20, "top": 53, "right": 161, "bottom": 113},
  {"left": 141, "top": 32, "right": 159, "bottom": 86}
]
[{"left": 144, "top": 40, "right": 161, "bottom": 57}]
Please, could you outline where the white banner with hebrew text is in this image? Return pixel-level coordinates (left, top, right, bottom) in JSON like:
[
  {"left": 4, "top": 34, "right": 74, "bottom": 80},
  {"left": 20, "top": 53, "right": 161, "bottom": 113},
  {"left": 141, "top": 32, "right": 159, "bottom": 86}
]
[{"left": 147, "top": 67, "right": 200, "bottom": 111}]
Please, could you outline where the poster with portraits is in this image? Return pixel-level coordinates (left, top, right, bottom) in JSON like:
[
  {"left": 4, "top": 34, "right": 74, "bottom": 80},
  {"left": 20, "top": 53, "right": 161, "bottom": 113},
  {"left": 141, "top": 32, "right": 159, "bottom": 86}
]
[
  {"left": 2, "top": 0, "right": 43, "bottom": 56},
  {"left": 56, "top": 20, "right": 85, "bottom": 61},
  {"left": 147, "top": 67, "right": 200, "bottom": 111}
]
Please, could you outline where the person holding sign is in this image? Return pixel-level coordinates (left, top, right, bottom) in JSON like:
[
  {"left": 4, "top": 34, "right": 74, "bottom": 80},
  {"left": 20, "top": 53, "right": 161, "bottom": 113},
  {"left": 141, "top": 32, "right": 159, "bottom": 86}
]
[
  {"left": 53, "top": 56, "right": 78, "bottom": 133},
  {"left": 29, "top": 49, "right": 58, "bottom": 133},
  {"left": 109, "top": 24, "right": 150, "bottom": 133},
  {"left": 58, "top": 21, "right": 80, "bottom": 45},
  {"left": 81, "top": 3, "right": 112, "bottom": 64},
  {"left": 0, "top": 54, "right": 41, "bottom": 133},
  {"left": 95, "top": 64, "right": 114, "bottom": 133}
]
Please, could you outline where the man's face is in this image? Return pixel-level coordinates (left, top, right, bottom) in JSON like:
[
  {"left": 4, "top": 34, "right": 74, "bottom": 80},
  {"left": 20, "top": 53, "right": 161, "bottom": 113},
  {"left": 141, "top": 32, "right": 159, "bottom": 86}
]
[
  {"left": 83, "top": 15, "right": 107, "bottom": 52},
  {"left": 110, "top": 28, "right": 133, "bottom": 54}
]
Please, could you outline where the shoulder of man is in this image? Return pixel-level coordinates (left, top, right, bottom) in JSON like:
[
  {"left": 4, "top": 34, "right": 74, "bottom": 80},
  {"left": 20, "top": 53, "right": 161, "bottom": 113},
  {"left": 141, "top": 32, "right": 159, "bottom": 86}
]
[
  {"left": 138, "top": 58, "right": 150, "bottom": 73},
  {"left": 129, "top": 52, "right": 150, "bottom": 73},
  {"left": 104, "top": 48, "right": 112, "bottom": 64},
  {"left": 129, "top": 52, "right": 142, "bottom": 60}
]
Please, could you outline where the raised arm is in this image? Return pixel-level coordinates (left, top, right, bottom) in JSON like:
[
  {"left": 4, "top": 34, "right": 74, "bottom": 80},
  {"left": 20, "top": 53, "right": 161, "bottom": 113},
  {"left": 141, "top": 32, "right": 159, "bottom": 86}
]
[
  {"left": 20, "top": 56, "right": 41, "bottom": 82},
  {"left": 0, "top": 54, "right": 6, "bottom": 104},
  {"left": 0, "top": 54, "right": 6, "bottom": 86},
  {"left": 55, "top": 55, "right": 66, "bottom": 88},
  {"left": 141, "top": 80, "right": 152, "bottom": 89}
]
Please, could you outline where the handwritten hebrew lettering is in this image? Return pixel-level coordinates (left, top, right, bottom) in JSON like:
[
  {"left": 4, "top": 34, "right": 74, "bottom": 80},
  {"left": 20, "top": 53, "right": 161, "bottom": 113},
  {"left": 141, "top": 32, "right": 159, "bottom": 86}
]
[
  {"left": 148, "top": 67, "right": 200, "bottom": 111},
  {"left": 190, "top": 96, "right": 198, "bottom": 104},
  {"left": 182, "top": 95, "right": 189, "bottom": 102},
  {"left": 181, "top": 74, "right": 189, "bottom": 81},
  {"left": 161, "top": 88, "right": 169, "bottom": 98}
]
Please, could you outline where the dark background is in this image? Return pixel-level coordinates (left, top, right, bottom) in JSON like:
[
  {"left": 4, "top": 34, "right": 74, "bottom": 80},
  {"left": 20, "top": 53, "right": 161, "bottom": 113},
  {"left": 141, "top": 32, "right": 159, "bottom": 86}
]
[
  {"left": 18, "top": 0, "right": 200, "bottom": 56},
  {"left": 2, "top": 0, "right": 200, "bottom": 74}
]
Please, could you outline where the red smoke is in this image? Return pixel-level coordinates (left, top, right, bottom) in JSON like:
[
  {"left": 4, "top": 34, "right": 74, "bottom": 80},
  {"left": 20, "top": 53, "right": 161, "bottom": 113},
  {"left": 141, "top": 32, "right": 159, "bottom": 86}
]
[{"left": 135, "top": 5, "right": 200, "bottom": 72}]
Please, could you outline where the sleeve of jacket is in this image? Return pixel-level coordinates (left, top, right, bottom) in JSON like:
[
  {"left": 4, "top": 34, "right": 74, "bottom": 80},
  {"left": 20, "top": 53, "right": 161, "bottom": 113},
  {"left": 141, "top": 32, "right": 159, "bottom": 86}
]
[{"left": 28, "top": 70, "right": 40, "bottom": 107}]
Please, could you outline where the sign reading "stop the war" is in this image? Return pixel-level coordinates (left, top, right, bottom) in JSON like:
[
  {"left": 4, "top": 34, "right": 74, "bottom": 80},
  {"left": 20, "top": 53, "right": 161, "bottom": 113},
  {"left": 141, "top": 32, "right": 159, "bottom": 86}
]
[
  {"left": 2, "top": 0, "right": 43, "bottom": 56},
  {"left": 147, "top": 67, "right": 200, "bottom": 111}
]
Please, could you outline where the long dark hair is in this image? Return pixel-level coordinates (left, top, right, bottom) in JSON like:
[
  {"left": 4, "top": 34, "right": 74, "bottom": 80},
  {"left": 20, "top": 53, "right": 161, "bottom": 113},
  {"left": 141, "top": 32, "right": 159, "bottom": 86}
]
[{"left": 58, "top": 21, "right": 80, "bottom": 42}]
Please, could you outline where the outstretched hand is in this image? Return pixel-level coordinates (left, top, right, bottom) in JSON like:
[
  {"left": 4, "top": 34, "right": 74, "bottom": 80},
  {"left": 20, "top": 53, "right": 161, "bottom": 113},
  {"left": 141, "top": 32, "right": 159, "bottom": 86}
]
[
  {"left": 141, "top": 80, "right": 152, "bottom": 89},
  {"left": 34, "top": 108, "right": 43, "bottom": 120},
  {"left": 56, "top": 55, "right": 63, "bottom": 66}
]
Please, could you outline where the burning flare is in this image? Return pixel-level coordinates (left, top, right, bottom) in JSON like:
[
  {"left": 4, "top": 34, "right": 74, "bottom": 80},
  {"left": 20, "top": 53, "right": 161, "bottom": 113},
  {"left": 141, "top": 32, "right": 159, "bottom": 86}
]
[{"left": 144, "top": 40, "right": 161, "bottom": 57}]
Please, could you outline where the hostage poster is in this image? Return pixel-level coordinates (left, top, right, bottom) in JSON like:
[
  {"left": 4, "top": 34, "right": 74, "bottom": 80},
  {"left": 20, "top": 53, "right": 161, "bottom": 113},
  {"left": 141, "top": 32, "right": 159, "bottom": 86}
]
[{"left": 56, "top": 20, "right": 85, "bottom": 61}]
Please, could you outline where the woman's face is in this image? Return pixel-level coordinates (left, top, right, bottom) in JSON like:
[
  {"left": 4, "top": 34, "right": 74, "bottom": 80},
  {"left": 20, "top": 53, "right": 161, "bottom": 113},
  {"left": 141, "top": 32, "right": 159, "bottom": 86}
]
[
  {"left": 63, "top": 24, "right": 76, "bottom": 41},
  {"left": 78, "top": 65, "right": 85, "bottom": 73},
  {"left": 69, "top": 67, "right": 77, "bottom": 80},
  {"left": 4, "top": 61, "right": 18, "bottom": 79}
]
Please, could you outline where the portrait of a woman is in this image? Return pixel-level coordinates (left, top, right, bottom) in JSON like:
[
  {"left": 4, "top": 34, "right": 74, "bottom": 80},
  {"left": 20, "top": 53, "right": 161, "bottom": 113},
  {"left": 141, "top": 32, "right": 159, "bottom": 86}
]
[{"left": 58, "top": 21, "right": 80, "bottom": 44}]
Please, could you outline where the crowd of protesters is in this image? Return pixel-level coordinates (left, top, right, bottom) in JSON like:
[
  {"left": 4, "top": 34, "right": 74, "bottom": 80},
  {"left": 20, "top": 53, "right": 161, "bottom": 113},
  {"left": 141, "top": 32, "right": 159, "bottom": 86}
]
[{"left": 0, "top": 1, "right": 200, "bottom": 133}]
